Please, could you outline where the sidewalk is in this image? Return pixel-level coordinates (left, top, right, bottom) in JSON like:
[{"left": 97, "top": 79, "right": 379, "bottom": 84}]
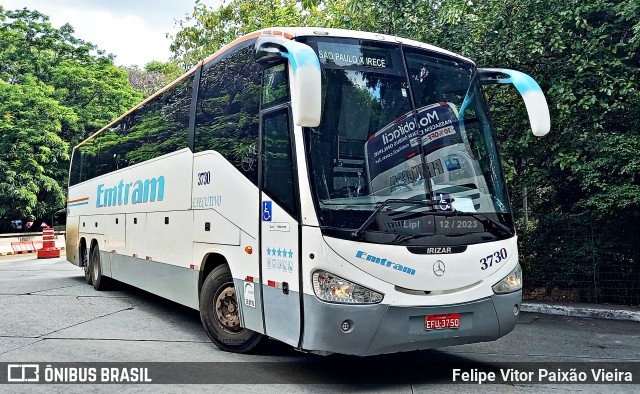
[{"left": 522, "top": 300, "right": 640, "bottom": 322}]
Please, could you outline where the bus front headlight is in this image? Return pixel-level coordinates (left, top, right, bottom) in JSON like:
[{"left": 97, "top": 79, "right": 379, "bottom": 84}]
[
  {"left": 312, "top": 270, "right": 383, "bottom": 304},
  {"left": 492, "top": 263, "right": 522, "bottom": 294}
]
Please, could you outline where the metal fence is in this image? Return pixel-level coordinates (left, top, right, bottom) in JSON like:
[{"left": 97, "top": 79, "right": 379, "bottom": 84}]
[{"left": 518, "top": 216, "right": 640, "bottom": 306}]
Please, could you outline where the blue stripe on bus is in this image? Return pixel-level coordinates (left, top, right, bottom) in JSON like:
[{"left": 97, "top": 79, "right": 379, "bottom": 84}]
[{"left": 68, "top": 201, "right": 89, "bottom": 207}]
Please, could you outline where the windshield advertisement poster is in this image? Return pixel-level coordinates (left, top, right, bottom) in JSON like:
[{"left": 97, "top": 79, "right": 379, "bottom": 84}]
[{"left": 364, "top": 102, "right": 462, "bottom": 191}]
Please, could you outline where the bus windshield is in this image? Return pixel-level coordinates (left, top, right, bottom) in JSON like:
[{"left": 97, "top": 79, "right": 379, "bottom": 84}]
[{"left": 301, "top": 37, "right": 513, "bottom": 244}]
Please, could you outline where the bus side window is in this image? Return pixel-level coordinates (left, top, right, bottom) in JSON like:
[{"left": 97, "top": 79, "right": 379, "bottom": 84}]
[
  {"left": 69, "top": 149, "right": 83, "bottom": 186},
  {"left": 262, "top": 63, "right": 289, "bottom": 108},
  {"left": 72, "top": 75, "right": 193, "bottom": 185},
  {"left": 261, "top": 110, "right": 297, "bottom": 218},
  {"left": 195, "top": 45, "right": 261, "bottom": 186}
]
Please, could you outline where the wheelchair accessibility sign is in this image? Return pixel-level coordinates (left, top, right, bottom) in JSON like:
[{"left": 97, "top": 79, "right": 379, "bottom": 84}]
[
  {"left": 435, "top": 192, "right": 452, "bottom": 211},
  {"left": 262, "top": 201, "right": 272, "bottom": 221}
]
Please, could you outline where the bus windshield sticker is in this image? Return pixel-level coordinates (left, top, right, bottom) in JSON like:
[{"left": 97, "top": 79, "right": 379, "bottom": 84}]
[
  {"left": 366, "top": 103, "right": 462, "bottom": 178},
  {"left": 268, "top": 222, "right": 290, "bottom": 232},
  {"left": 444, "top": 155, "right": 462, "bottom": 171},
  {"left": 364, "top": 102, "right": 463, "bottom": 195},
  {"left": 435, "top": 192, "right": 452, "bottom": 211}
]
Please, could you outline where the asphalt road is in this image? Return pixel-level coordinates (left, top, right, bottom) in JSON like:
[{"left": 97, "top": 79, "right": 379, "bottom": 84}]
[{"left": 1, "top": 255, "right": 638, "bottom": 393}]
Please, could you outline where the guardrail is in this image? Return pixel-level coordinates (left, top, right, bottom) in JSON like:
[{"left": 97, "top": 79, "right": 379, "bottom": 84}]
[{"left": 0, "top": 231, "right": 66, "bottom": 256}]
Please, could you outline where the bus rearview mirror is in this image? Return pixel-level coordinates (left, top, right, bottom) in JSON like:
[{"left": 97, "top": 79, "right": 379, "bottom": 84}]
[
  {"left": 478, "top": 68, "right": 550, "bottom": 137},
  {"left": 255, "top": 36, "right": 322, "bottom": 127}
]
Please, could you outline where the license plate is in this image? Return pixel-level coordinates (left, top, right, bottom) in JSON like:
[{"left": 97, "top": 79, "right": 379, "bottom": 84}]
[{"left": 425, "top": 313, "right": 460, "bottom": 330}]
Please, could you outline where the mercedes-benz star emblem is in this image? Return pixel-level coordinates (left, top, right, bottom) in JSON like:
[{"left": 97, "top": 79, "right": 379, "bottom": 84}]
[{"left": 433, "top": 260, "right": 446, "bottom": 276}]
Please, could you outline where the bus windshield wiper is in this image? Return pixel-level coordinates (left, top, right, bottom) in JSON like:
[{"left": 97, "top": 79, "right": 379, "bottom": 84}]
[
  {"left": 468, "top": 213, "right": 513, "bottom": 237},
  {"left": 350, "top": 199, "right": 441, "bottom": 240}
]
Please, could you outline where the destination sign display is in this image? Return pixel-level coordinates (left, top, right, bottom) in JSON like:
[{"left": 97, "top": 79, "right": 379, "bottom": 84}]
[{"left": 317, "top": 42, "right": 392, "bottom": 69}]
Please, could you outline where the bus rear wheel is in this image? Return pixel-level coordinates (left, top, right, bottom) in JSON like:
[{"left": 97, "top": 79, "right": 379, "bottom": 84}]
[
  {"left": 80, "top": 242, "right": 91, "bottom": 285},
  {"left": 199, "top": 265, "right": 262, "bottom": 353},
  {"left": 90, "top": 244, "right": 108, "bottom": 291}
]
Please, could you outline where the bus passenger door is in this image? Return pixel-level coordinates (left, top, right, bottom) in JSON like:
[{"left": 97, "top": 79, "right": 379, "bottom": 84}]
[{"left": 259, "top": 108, "right": 301, "bottom": 347}]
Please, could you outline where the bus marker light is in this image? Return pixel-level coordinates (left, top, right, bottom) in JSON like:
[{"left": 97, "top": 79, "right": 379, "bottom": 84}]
[
  {"left": 245, "top": 246, "right": 253, "bottom": 254},
  {"left": 267, "top": 280, "right": 282, "bottom": 289},
  {"left": 146, "top": 256, "right": 151, "bottom": 261},
  {"left": 190, "top": 264, "right": 196, "bottom": 270},
  {"left": 246, "top": 276, "right": 254, "bottom": 282}
]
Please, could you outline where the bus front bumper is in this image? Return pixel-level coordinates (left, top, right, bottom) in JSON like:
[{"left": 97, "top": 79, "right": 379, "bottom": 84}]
[{"left": 301, "top": 290, "right": 521, "bottom": 356}]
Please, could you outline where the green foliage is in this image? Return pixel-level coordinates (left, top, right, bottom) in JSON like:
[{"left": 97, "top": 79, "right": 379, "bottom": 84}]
[
  {"left": 170, "top": 0, "right": 329, "bottom": 68},
  {"left": 442, "top": 0, "right": 640, "bottom": 221},
  {"left": 144, "top": 60, "right": 183, "bottom": 78},
  {"left": 0, "top": 7, "right": 141, "bottom": 229},
  {"left": 0, "top": 77, "right": 71, "bottom": 219},
  {"left": 124, "top": 66, "right": 162, "bottom": 97},
  {"left": 125, "top": 61, "right": 185, "bottom": 97}
]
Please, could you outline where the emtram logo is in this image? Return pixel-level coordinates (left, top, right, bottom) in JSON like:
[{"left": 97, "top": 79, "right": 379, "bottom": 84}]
[
  {"left": 355, "top": 250, "right": 416, "bottom": 276},
  {"left": 96, "top": 176, "right": 165, "bottom": 208}
]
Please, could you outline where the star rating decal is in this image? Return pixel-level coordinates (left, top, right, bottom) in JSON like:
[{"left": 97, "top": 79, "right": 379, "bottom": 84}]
[{"left": 265, "top": 247, "right": 294, "bottom": 259}]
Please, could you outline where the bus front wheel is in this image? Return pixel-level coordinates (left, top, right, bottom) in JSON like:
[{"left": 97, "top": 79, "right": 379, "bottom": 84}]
[{"left": 199, "top": 265, "right": 262, "bottom": 353}]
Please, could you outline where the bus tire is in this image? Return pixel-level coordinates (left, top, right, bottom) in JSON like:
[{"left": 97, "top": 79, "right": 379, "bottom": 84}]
[
  {"left": 90, "top": 244, "right": 107, "bottom": 291},
  {"left": 199, "top": 265, "right": 262, "bottom": 353},
  {"left": 81, "top": 243, "right": 91, "bottom": 285}
]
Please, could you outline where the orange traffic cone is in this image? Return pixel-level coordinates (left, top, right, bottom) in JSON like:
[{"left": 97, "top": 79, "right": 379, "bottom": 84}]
[{"left": 37, "top": 227, "right": 60, "bottom": 259}]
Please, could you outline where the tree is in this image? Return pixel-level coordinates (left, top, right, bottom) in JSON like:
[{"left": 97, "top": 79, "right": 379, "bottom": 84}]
[
  {"left": 425, "top": 0, "right": 640, "bottom": 301},
  {"left": 125, "top": 61, "right": 185, "bottom": 97},
  {"left": 0, "top": 7, "right": 142, "bottom": 230},
  {"left": 0, "top": 77, "right": 71, "bottom": 223},
  {"left": 169, "top": 0, "right": 327, "bottom": 68}
]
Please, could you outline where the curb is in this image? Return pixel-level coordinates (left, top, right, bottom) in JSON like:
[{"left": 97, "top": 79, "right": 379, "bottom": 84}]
[{"left": 521, "top": 302, "right": 640, "bottom": 322}]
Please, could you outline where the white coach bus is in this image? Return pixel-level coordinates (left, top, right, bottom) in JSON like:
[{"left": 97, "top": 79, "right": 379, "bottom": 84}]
[{"left": 66, "top": 27, "right": 550, "bottom": 356}]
